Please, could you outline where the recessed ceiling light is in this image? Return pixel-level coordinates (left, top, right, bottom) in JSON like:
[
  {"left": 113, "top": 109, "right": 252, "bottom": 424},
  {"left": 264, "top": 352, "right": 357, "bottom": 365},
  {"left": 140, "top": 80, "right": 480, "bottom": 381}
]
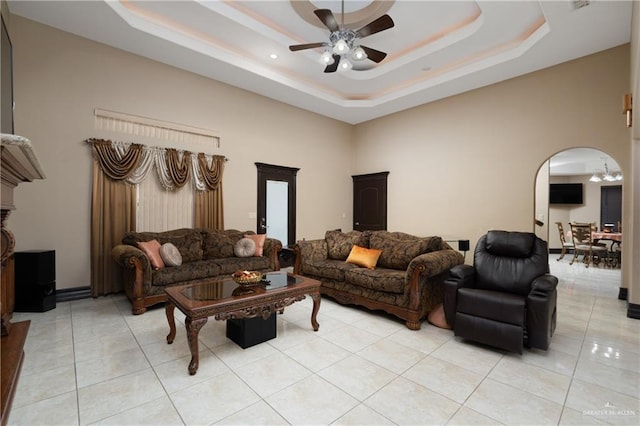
[{"left": 269, "top": 53, "right": 278, "bottom": 59}]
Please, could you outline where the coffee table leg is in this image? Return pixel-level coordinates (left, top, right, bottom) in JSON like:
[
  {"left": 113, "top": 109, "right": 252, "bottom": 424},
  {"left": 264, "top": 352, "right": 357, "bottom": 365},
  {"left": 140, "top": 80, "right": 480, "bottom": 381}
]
[
  {"left": 185, "top": 317, "right": 207, "bottom": 375},
  {"left": 166, "top": 301, "right": 176, "bottom": 344},
  {"left": 310, "top": 292, "right": 321, "bottom": 331}
]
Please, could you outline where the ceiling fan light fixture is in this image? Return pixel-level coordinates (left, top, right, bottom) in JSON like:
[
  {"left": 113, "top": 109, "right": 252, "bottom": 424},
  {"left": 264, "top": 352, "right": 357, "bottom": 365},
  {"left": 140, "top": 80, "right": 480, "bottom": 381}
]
[
  {"left": 333, "top": 38, "right": 349, "bottom": 54},
  {"left": 320, "top": 50, "right": 335, "bottom": 65},
  {"left": 339, "top": 58, "right": 353, "bottom": 71},
  {"left": 352, "top": 46, "right": 367, "bottom": 61}
]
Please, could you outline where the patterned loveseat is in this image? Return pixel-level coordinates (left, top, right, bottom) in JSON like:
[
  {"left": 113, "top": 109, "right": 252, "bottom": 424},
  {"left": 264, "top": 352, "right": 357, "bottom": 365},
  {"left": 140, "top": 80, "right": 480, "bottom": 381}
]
[
  {"left": 112, "top": 228, "right": 282, "bottom": 314},
  {"left": 294, "top": 230, "right": 464, "bottom": 329}
]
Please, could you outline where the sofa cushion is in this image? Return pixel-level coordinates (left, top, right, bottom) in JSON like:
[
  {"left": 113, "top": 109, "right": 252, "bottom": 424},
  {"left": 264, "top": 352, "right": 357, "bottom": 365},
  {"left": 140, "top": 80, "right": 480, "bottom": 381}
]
[
  {"left": 124, "top": 229, "right": 204, "bottom": 263},
  {"left": 326, "top": 230, "right": 369, "bottom": 260},
  {"left": 369, "top": 233, "right": 443, "bottom": 270},
  {"left": 234, "top": 238, "right": 256, "bottom": 257},
  {"left": 159, "top": 233, "right": 204, "bottom": 263},
  {"left": 211, "top": 256, "right": 272, "bottom": 275},
  {"left": 302, "top": 259, "right": 359, "bottom": 281},
  {"left": 160, "top": 243, "right": 182, "bottom": 267},
  {"left": 346, "top": 245, "right": 382, "bottom": 269},
  {"left": 137, "top": 240, "right": 165, "bottom": 270},
  {"left": 344, "top": 268, "right": 406, "bottom": 294},
  {"left": 203, "top": 232, "right": 236, "bottom": 259},
  {"left": 151, "top": 260, "right": 222, "bottom": 286}
]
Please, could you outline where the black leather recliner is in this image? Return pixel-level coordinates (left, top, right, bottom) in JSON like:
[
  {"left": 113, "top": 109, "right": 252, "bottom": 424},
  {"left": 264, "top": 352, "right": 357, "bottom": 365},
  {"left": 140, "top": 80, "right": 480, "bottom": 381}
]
[{"left": 443, "top": 230, "right": 558, "bottom": 354}]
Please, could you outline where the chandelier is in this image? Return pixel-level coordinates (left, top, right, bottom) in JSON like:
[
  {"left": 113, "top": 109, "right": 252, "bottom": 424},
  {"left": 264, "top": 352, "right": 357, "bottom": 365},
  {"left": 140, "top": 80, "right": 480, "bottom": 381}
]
[{"left": 589, "top": 158, "right": 622, "bottom": 182}]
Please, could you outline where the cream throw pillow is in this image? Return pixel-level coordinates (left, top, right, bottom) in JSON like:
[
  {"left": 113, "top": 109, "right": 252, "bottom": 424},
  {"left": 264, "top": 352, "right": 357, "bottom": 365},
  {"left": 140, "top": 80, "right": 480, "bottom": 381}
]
[
  {"left": 160, "top": 243, "right": 182, "bottom": 267},
  {"left": 234, "top": 238, "right": 256, "bottom": 258}
]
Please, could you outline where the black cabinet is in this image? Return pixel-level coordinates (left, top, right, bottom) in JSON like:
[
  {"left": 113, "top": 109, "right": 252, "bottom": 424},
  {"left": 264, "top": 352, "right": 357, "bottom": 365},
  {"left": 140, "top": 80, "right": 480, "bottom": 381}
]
[
  {"left": 14, "top": 250, "right": 56, "bottom": 312},
  {"left": 226, "top": 315, "right": 276, "bottom": 348}
]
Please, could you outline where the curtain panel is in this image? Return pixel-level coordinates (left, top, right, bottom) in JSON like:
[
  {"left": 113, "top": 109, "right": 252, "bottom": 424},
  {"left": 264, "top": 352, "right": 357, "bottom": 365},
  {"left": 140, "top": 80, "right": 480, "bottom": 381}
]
[
  {"left": 87, "top": 138, "right": 226, "bottom": 297},
  {"left": 88, "top": 140, "right": 141, "bottom": 296}
]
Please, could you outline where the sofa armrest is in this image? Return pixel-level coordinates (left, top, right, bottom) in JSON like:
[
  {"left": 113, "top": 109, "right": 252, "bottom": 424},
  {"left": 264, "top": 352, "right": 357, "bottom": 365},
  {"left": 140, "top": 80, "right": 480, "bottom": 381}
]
[
  {"left": 112, "top": 244, "right": 153, "bottom": 314},
  {"left": 263, "top": 237, "right": 283, "bottom": 271},
  {"left": 293, "top": 239, "right": 328, "bottom": 275},
  {"left": 443, "top": 264, "right": 476, "bottom": 327},
  {"left": 112, "top": 244, "right": 151, "bottom": 274},
  {"left": 405, "top": 249, "right": 464, "bottom": 318},
  {"left": 407, "top": 249, "right": 464, "bottom": 279}
]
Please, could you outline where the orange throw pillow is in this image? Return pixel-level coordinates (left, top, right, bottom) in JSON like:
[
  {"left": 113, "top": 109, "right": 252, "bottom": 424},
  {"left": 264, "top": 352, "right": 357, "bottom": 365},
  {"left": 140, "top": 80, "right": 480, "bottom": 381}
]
[
  {"left": 137, "top": 239, "right": 165, "bottom": 269},
  {"left": 244, "top": 234, "right": 267, "bottom": 256},
  {"left": 345, "top": 245, "right": 382, "bottom": 269}
]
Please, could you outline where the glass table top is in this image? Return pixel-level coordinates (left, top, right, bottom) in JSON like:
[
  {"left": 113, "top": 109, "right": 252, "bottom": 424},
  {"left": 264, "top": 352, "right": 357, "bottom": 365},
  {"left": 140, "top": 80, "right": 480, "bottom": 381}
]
[{"left": 180, "top": 272, "right": 301, "bottom": 301}]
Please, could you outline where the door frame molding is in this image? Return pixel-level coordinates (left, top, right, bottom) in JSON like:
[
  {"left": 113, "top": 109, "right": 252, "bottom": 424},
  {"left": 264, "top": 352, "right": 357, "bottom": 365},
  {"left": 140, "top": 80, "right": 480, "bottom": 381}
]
[{"left": 256, "top": 162, "right": 299, "bottom": 245}]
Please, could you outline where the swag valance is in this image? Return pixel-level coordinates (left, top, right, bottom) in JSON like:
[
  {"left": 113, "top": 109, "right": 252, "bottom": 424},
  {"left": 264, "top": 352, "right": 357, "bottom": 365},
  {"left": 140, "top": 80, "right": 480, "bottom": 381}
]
[{"left": 86, "top": 138, "right": 225, "bottom": 191}]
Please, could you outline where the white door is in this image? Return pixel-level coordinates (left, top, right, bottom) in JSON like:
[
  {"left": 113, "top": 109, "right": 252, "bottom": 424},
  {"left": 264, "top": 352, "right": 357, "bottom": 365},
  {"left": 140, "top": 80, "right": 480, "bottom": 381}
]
[{"left": 266, "top": 180, "right": 288, "bottom": 245}]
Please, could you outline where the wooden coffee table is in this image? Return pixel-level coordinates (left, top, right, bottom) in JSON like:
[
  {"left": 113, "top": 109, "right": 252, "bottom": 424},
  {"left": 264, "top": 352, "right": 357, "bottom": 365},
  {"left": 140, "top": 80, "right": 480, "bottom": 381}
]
[{"left": 165, "top": 272, "right": 321, "bottom": 375}]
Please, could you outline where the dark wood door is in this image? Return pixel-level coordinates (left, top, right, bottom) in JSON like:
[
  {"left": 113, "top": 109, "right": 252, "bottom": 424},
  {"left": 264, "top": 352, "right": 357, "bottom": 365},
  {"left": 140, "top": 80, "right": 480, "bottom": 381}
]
[
  {"left": 256, "top": 163, "right": 299, "bottom": 246},
  {"left": 352, "top": 172, "right": 389, "bottom": 231},
  {"left": 600, "top": 185, "right": 622, "bottom": 231}
]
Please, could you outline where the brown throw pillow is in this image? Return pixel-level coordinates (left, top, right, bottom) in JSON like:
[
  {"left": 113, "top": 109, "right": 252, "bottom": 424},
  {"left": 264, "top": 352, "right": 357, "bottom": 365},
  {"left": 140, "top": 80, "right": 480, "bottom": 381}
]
[{"left": 137, "top": 240, "right": 165, "bottom": 269}]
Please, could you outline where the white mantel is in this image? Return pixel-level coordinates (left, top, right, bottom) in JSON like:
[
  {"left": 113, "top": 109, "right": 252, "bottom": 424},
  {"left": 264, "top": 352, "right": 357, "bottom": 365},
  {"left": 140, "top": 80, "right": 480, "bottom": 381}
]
[{"left": 1, "top": 133, "right": 46, "bottom": 211}]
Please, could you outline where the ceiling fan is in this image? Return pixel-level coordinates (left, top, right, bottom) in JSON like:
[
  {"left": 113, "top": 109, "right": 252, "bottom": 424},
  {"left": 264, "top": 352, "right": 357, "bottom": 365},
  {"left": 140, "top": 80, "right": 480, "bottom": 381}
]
[{"left": 288, "top": 1, "right": 394, "bottom": 73}]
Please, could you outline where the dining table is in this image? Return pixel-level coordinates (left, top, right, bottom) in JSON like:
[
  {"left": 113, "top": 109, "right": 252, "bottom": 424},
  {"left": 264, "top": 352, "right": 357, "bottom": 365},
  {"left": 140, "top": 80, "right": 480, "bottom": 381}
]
[{"left": 592, "top": 231, "right": 622, "bottom": 267}]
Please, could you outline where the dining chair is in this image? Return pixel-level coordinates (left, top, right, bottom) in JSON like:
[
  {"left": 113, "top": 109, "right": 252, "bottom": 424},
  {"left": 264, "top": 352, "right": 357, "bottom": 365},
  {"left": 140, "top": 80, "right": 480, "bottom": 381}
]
[
  {"left": 555, "top": 222, "right": 574, "bottom": 261},
  {"left": 569, "top": 222, "right": 608, "bottom": 268}
]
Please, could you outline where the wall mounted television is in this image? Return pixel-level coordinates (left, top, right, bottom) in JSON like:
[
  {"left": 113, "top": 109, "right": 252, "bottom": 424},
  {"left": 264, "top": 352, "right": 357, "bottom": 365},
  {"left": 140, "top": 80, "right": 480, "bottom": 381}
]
[{"left": 549, "top": 183, "right": 583, "bottom": 205}]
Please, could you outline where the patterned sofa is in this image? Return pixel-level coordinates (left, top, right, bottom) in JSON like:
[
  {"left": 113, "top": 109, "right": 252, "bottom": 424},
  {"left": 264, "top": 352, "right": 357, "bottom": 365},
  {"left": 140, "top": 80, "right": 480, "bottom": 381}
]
[
  {"left": 293, "top": 230, "right": 464, "bottom": 330},
  {"left": 112, "top": 228, "right": 282, "bottom": 314}
]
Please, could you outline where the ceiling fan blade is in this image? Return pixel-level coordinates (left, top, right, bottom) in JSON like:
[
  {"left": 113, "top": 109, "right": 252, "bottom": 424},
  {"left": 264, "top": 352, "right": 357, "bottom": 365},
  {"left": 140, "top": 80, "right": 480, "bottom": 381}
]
[
  {"left": 324, "top": 55, "right": 340, "bottom": 73},
  {"left": 356, "top": 14, "right": 394, "bottom": 38},
  {"left": 314, "top": 9, "right": 339, "bottom": 32},
  {"left": 289, "top": 42, "right": 325, "bottom": 51},
  {"left": 361, "top": 46, "right": 387, "bottom": 63}
]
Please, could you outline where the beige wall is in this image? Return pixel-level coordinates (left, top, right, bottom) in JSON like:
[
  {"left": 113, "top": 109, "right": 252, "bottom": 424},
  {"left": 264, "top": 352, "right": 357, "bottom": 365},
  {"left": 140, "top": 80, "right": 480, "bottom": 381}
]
[
  {"left": 7, "top": 13, "right": 637, "bottom": 309},
  {"left": 354, "top": 45, "right": 630, "bottom": 252},
  {"left": 8, "top": 16, "right": 353, "bottom": 290},
  {"left": 629, "top": 1, "right": 639, "bottom": 308}
]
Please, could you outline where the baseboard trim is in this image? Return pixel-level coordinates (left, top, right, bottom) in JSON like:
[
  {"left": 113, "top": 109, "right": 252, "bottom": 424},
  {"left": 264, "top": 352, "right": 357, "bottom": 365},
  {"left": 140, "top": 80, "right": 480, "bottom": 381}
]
[
  {"left": 618, "top": 287, "right": 628, "bottom": 301},
  {"left": 56, "top": 287, "right": 91, "bottom": 302},
  {"left": 627, "top": 303, "right": 640, "bottom": 320}
]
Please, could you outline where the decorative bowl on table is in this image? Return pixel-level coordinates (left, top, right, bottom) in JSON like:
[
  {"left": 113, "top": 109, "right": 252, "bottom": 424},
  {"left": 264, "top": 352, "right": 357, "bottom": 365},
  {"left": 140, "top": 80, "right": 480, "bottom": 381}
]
[
  {"left": 231, "top": 270, "right": 263, "bottom": 285},
  {"left": 231, "top": 271, "right": 263, "bottom": 296}
]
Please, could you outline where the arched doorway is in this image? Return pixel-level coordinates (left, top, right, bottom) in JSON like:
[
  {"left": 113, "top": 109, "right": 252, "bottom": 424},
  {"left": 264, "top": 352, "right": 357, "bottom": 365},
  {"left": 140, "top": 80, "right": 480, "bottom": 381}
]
[{"left": 535, "top": 147, "right": 623, "bottom": 266}]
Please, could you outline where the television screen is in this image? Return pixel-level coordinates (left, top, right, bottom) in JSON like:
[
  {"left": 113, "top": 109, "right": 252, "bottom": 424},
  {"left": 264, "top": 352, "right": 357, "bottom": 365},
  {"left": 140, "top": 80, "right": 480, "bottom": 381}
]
[{"left": 549, "top": 183, "right": 583, "bottom": 205}]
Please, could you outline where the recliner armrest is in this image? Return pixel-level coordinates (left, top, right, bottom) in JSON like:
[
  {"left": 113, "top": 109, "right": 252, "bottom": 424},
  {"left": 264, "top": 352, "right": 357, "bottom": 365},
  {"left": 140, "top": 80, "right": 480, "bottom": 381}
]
[
  {"left": 443, "top": 264, "right": 476, "bottom": 327},
  {"left": 530, "top": 274, "right": 558, "bottom": 295},
  {"left": 527, "top": 273, "right": 558, "bottom": 351}
]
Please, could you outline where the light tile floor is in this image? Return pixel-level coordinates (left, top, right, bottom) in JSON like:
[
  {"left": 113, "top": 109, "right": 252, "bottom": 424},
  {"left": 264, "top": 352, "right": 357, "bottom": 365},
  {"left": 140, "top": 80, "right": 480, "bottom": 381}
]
[{"left": 8, "top": 256, "right": 640, "bottom": 425}]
